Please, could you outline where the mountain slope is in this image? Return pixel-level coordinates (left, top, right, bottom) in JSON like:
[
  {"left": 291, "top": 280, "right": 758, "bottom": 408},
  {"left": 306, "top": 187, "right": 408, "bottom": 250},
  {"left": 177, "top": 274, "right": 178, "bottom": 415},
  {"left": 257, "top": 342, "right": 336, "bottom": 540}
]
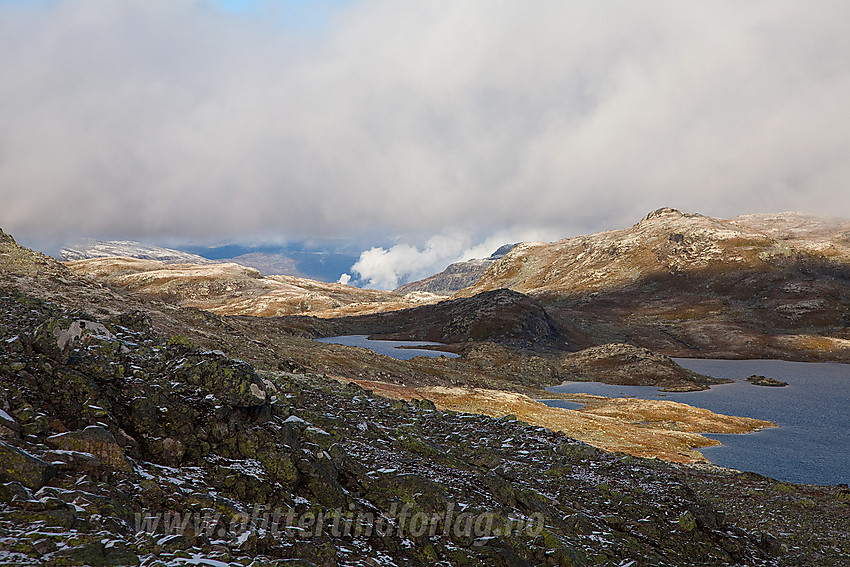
[
  {"left": 456, "top": 209, "right": 850, "bottom": 360},
  {"left": 217, "top": 251, "right": 303, "bottom": 277},
  {"left": 60, "top": 239, "right": 216, "bottom": 264},
  {"left": 0, "top": 292, "right": 786, "bottom": 566},
  {"left": 65, "top": 256, "right": 442, "bottom": 317}
]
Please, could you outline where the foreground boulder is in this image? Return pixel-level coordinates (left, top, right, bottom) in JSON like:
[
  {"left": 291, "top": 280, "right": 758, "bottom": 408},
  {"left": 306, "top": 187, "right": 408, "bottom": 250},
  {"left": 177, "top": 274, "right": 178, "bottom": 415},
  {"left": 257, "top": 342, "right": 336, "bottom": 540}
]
[
  {"left": 31, "top": 317, "right": 118, "bottom": 363},
  {"left": 167, "top": 351, "right": 268, "bottom": 408},
  {"left": 0, "top": 440, "right": 56, "bottom": 489}
]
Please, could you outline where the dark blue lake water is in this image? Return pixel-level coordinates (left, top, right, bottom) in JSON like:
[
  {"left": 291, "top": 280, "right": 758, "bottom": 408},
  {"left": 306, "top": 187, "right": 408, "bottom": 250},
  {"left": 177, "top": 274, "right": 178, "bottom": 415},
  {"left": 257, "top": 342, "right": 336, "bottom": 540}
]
[
  {"left": 315, "top": 335, "right": 460, "bottom": 360},
  {"left": 545, "top": 359, "right": 850, "bottom": 485}
]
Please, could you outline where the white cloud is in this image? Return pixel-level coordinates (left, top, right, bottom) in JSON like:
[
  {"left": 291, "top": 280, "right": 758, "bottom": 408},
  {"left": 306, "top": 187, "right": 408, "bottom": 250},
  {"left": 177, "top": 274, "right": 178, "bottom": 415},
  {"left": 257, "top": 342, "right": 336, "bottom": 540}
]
[
  {"left": 1, "top": 0, "right": 850, "bottom": 250},
  {"left": 350, "top": 228, "right": 556, "bottom": 290},
  {"left": 337, "top": 272, "right": 351, "bottom": 285}
]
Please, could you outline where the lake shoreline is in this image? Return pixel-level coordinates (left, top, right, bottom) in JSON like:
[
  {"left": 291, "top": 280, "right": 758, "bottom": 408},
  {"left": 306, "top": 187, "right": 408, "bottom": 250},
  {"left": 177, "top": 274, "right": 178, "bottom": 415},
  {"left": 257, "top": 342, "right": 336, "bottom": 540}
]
[
  {"left": 548, "top": 358, "right": 850, "bottom": 485},
  {"left": 348, "top": 378, "right": 772, "bottom": 464}
]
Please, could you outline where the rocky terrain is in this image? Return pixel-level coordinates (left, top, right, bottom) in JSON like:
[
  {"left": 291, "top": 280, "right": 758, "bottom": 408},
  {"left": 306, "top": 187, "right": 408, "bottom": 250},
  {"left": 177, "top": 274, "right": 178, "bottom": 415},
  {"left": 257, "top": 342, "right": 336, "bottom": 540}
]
[
  {"left": 4, "top": 227, "right": 850, "bottom": 564},
  {"left": 457, "top": 209, "right": 850, "bottom": 361},
  {"left": 746, "top": 376, "right": 788, "bottom": 388},
  {"left": 62, "top": 239, "right": 361, "bottom": 282},
  {"left": 559, "top": 343, "right": 731, "bottom": 392},
  {"left": 279, "top": 297, "right": 736, "bottom": 392},
  {"left": 66, "top": 209, "right": 850, "bottom": 370},
  {"left": 396, "top": 244, "right": 516, "bottom": 296},
  {"left": 3, "top": 230, "right": 771, "bottom": 467},
  {"left": 217, "top": 252, "right": 303, "bottom": 278},
  {"left": 349, "top": 380, "right": 771, "bottom": 464},
  {"left": 61, "top": 233, "right": 806, "bottom": 395},
  {"left": 0, "top": 261, "right": 847, "bottom": 566}
]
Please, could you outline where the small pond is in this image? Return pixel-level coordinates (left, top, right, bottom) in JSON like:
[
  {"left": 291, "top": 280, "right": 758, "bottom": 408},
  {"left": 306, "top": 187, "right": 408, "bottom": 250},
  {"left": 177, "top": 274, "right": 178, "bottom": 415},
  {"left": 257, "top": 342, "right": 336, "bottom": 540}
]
[{"left": 315, "top": 335, "right": 460, "bottom": 360}]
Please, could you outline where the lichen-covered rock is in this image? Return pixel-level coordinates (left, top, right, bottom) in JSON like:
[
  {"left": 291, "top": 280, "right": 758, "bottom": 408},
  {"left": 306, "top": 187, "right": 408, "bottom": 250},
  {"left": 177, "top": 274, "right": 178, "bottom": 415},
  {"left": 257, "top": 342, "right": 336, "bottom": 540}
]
[
  {"left": 107, "top": 310, "right": 152, "bottom": 333},
  {"left": 297, "top": 454, "right": 347, "bottom": 509},
  {"left": 168, "top": 352, "right": 267, "bottom": 408},
  {"left": 257, "top": 450, "right": 298, "bottom": 489},
  {"left": 45, "top": 426, "right": 131, "bottom": 471},
  {"left": 746, "top": 375, "right": 789, "bottom": 387},
  {"left": 0, "top": 440, "right": 57, "bottom": 489},
  {"left": 41, "top": 449, "right": 104, "bottom": 473},
  {"left": 31, "top": 318, "right": 117, "bottom": 363},
  {"left": 561, "top": 343, "right": 731, "bottom": 390}
]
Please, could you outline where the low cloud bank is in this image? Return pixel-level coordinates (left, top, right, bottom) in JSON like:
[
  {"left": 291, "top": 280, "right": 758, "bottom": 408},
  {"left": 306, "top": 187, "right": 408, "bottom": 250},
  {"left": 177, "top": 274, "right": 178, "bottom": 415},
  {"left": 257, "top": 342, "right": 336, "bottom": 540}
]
[{"left": 345, "top": 229, "right": 554, "bottom": 290}]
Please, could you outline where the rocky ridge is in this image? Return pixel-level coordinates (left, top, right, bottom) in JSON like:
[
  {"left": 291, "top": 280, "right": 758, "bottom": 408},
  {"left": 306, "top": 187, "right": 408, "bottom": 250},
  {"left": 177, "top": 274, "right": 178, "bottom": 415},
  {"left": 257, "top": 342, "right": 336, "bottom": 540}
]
[
  {"left": 314, "top": 288, "right": 573, "bottom": 352},
  {"left": 219, "top": 252, "right": 303, "bottom": 278},
  {"left": 560, "top": 343, "right": 731, "bottom": 392},
  {"left": 456, "top": 209, "right": 850, "bottom": 360}
]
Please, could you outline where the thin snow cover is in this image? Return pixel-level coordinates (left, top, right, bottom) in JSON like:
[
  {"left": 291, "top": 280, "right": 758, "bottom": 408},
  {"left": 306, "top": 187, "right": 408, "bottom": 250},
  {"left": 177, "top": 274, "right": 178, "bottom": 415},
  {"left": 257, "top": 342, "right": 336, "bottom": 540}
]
[
  {"left": 173, "top": 554, "right": 231, "bottom": 567},
  {"left": 0, "top": 409, "right": 15, "bottom": 423},
  {"left": 283, "top": 415, "right": 307, "bottom": 424},
  {"left": 224, "top": 459, "right": 266, "bottom": 481},
  {"left": 306, "top": 425, "right": 330, "bottom": 436},
  {"left": 234, "top": 529, "right": 251, "bottom": 546},
  {"left": 60, "top": 240, "right": 216, "bottom": 264}
]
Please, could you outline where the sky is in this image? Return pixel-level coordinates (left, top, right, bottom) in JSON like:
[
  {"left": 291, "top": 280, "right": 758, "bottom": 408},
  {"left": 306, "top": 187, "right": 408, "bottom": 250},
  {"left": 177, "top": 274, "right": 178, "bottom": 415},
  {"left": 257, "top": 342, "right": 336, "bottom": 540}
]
[{"left": 1, "top": 0, "right": 850, "bottom": 288}]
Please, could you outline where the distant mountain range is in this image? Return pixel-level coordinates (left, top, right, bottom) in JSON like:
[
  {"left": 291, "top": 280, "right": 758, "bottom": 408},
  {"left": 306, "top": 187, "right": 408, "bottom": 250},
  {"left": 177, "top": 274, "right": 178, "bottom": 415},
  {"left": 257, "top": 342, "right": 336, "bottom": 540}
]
[
  {"left": 60, "top": 238, "right": 520, "bottom": 292},
  {"left": 60, "top": 239, "right": 360, "bottom": 282},
  {"left": 61, "top": 239, "right": 216, "bottom": 264},
  {"left": 180, "top": 242, "right": 360, "bottom": 282}
]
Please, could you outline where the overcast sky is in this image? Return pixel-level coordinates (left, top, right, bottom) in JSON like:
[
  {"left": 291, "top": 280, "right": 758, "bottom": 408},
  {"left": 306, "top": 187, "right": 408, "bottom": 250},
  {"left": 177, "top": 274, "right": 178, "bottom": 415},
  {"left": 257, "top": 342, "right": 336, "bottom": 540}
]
[{"left": 2, "top": 1, "right": 849, "bottom": 287}]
